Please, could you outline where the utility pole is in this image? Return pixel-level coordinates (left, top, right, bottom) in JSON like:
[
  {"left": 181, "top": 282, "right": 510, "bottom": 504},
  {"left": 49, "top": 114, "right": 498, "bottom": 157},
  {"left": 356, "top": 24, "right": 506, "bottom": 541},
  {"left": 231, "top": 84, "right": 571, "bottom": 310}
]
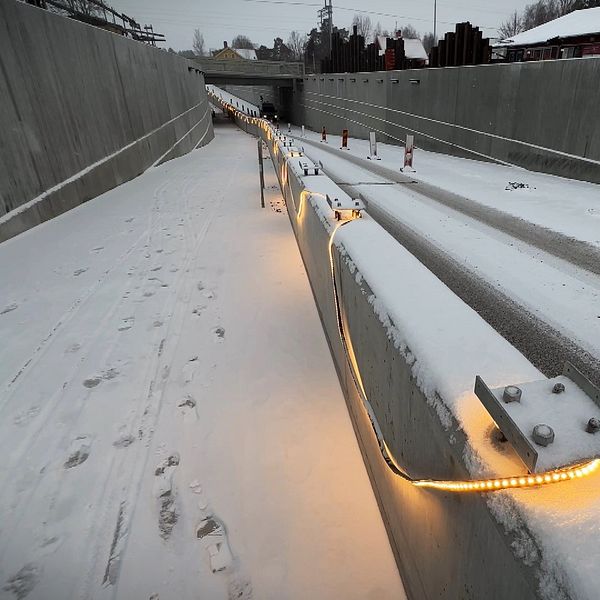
[
  {"left": 433, "top": 0, "right": 437, "bottom": 42},
  {"left": 318, "top": 0, "right": 333, "bottom": 56},
  {"left": 257, "top": 139, "right": 265, "bottom": 209}
]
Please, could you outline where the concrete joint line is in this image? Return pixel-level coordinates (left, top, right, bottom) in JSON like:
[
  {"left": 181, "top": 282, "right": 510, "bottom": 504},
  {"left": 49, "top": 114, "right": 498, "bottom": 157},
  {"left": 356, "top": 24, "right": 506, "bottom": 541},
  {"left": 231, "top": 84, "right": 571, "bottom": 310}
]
[
  {"left": 152, "top": 104, "right": 211, "bottom": 167},
  {"left": 0, "top": 100, "right": 207, "bottom": 226},
  {"left": 301, "top": 100, "right": 512, "bottom": 166},
  {"left": 306, "top": 90, "right": 600, "bottom": 166}
]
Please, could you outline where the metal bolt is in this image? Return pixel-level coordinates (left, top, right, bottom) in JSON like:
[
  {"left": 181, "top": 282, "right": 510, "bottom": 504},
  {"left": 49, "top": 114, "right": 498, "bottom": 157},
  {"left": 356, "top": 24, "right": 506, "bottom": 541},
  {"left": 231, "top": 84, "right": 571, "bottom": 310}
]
[
  {"left": 586, "top": 418, "right": 600, "bottom": 434},
  {"left": 503, "top": 385, "right": 522, "bottom": 403},
  {"left": 532, "top": 424, "right": 555, "bottom": 447},
  {"left": 552, "top": 383, "right": 566, "bottom": 394}
]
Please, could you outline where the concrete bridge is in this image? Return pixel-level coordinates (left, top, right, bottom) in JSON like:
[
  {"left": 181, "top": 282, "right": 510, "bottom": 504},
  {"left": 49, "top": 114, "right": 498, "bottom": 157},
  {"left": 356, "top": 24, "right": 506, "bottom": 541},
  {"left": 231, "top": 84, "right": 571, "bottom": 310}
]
[{"left": 195, "top": 56, "right": 304, "bottom": 87}]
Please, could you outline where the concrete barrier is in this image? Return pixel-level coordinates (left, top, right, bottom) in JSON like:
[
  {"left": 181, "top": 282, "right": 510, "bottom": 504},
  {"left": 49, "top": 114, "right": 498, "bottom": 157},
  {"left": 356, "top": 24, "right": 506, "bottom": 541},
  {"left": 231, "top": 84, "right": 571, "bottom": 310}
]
[
  {"left": 212, "top": 91, "right": 593, "bottom": 600},
  {"left": 290, "top": 60, "right": 600, "bottom": 183},
  {"left": 0, "top": 1, "right": 214, "bottom": 243}
]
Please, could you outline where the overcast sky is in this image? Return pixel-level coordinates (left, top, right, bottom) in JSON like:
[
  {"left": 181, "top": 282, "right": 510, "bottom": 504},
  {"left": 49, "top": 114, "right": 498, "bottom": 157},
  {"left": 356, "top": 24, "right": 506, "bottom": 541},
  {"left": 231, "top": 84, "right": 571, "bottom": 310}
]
[{"left": 110, "top": 0, "right": 529, "bottom": 51}]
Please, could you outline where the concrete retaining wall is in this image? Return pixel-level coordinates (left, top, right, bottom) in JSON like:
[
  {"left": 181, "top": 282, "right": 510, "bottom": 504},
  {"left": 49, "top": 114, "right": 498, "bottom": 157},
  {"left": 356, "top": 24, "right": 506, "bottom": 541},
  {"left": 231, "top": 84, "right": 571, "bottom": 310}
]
[
  {"left": 212, "top": 97, "right": 575, "bottom": 599},
  {"left": 0, "top": 0, "right": 214, "bottom": 242},
  {"left": 290, "top": 59, "right": 600, "bottom": 183}
]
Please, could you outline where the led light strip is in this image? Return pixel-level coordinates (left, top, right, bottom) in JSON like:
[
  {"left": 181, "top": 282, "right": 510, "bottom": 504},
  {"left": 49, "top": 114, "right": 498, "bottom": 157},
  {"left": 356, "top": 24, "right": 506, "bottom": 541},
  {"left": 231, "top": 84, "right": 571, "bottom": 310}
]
[
  {"left": 211, "top": 94, "right": 600, "bottom": 493},
  {"left": 326, "top": 219, "right": 599, "bottom": 493}
]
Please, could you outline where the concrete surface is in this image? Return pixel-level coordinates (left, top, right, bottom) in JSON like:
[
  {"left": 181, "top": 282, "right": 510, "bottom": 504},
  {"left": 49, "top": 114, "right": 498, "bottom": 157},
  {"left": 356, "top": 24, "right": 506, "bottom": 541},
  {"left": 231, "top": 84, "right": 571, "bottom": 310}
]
[
  {"left": 0, "top": 0, "right": 213, "bottom": 242},
  {"left": 290, "top": 59, "right": 600, "bottom": 183}
]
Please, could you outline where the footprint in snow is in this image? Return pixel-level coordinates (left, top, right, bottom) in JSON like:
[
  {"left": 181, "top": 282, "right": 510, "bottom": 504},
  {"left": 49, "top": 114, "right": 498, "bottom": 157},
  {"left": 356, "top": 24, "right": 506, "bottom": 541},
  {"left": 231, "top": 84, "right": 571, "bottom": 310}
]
[
  {"left": 64, "top": 435, "right": 92, "bottom": 469},
  {"left": 153, "top": 320, "right": 164, "bottom": 328},
  {"left": 3, "top": 563, "right": 42, "bottom": 599},
  {"left": 118, "top": 317, "right": 135, "bottom": 332},
  {"left": 1, "top": 303, "right": 18, "bottom": 315},
  {"left": 83, "top": 368, "right": 119, "bottom": 388},
  {"left": 150, "top": 266, "right": 162, "bottom": 272},
  {"left": 213, "top": 327, "right": 225, "bottom": 341},
  {"left": 73, "top": 268, "right": 88, "bottom": 277},
  {"left": 178, "top": 395, "right": 198, "bottom": 421},
  {"left": 191, "top": 483, "right": 236, "bottom": 575},
  {"left": 83, "top": 377, "right": 102, "bottom": 389},
  {"left": 65, "top": 342, "right": 81, "bottom": 354},
  {"left": 182, "top": 357, "right": 199, "bottom": 384},
  {"left": 229, "top": 576, "right": 254, "bottom": 600},
  {"left": 143, "top": 291, "right": 155, "bottom": 298},
  {"left": 113, "top": 434, "right": 135, "bottom": 449},
  {"left": 39, "top": 535, "right": 63, "bottom": 556},
  {"left": 154, "top": 453, "right": 180, "bottom": 540},
  {"left": 192, "top": 305, "right": 206, "bottom": 317},
  {"left": 13, "top": 406, "right": 41, "bottom": 426},
  {"left": 125, "top": 217, "right": 134, "bottom": 223},
  {"left": 91, "top": 246, "right": 104, "bottom": 253}
]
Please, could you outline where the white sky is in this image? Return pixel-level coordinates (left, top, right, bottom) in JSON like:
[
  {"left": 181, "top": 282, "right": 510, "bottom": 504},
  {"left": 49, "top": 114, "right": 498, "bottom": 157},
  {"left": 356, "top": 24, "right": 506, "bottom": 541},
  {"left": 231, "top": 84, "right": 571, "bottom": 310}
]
[{"left": 110, "top": 0, "right": 530, "bottom": 51}]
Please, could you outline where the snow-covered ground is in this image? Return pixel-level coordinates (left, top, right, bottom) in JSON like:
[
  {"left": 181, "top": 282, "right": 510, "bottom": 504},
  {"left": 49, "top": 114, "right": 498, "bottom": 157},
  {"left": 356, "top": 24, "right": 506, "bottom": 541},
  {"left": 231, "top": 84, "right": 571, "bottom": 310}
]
[
  {"left": 292, "top": 125, "right": 600, "bottom": 248},
  {"left": 0, "top": 121, "right": 406, "bottom": 600}
]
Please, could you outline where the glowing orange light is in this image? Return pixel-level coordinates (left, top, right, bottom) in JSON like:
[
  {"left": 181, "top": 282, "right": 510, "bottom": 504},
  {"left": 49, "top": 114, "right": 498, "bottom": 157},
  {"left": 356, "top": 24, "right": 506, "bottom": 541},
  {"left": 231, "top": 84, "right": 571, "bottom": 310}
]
[{"left": 325, "top": 223, "right": 600, "bottom": 494}]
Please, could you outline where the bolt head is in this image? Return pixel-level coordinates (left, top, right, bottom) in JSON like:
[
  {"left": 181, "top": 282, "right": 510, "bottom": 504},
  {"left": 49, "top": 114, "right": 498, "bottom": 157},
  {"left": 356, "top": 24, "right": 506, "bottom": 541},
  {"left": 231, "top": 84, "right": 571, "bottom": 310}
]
[
  {"left": 532, "top": 424, "right": 555, "bottom": 447},
  {"left": 586, "top": 418, "right": 600, "bottom": 434},
  {"left": 503, "top": 385, "right": 522, "bottom": 403},
  {"left": 553, "top": 382, "right": 566, "bottom": 394}
]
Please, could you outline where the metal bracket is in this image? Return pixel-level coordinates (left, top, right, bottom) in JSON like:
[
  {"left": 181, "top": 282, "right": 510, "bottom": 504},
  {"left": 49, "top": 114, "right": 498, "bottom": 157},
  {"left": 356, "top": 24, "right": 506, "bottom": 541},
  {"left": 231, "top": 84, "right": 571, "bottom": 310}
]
[
  {"left": 475, "top": 363, "right": 600, "bottom": 473},
  {"left": 475, "top": 376, "right": 539, "bottom": 472}
]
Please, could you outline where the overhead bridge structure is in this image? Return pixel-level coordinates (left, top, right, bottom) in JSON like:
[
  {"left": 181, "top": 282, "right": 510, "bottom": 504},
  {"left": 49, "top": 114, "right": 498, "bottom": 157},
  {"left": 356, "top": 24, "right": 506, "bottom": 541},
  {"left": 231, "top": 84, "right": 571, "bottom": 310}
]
[{"left": 195, "top": 57, "right": 304, "bottom": 87}]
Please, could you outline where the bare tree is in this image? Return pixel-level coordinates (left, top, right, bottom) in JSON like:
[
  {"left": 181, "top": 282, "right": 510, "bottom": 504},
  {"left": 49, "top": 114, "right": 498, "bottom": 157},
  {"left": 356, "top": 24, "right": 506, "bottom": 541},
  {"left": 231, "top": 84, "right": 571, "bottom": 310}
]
[
  {"left": 50, "top": 0, "right": 102, "bottom": 17},
  {"left": 502, "top": 0, "right": 600, "bottom": 40},
  {"left": 401, "top": 24, "right": 419, "bottom": 39},
  {"left": 422, "top": 32, "right": 436, "bottom": 53},
  {"left": 231, "top": 35, "right": 255, "bottom": 49},
  {"left": 372, "top": 21, "right": 383, "bottom": 42},
  {"left": 499, "top": 11, "right": 523, "bottom": 38},
  {"left": 352, "top": 14, "right": 373, "bottom": 40},
  {"left": 287, "top": 31, "right": 307, "bottom": 61},
  {"left": 192, "top": 29, "right": 205, "bottom": 56}
]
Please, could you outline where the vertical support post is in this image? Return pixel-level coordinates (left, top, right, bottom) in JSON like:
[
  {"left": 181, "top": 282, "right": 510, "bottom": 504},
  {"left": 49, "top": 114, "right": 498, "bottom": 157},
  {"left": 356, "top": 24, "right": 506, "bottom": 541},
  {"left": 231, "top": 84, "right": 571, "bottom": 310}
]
[
  {"left": 257, "top": 138, "right": 265, "bottom": 209},
  {"left": 402, "top": 134, "right": 415, "bottom": 172}
]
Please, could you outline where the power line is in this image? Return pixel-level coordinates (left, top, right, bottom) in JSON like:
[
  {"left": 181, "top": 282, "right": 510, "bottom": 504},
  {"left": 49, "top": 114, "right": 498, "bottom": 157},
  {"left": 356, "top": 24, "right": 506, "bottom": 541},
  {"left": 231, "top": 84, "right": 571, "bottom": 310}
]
[{"left": 241, "top": 0, "right": 500, "bottom": 30}]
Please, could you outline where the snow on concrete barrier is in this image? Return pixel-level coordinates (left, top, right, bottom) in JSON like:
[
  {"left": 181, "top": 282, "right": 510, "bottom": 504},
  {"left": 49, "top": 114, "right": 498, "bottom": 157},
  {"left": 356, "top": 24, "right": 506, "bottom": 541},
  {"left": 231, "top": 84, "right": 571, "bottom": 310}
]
[{"left": 210, "top": 87, "right": 600, "bottom": 600}]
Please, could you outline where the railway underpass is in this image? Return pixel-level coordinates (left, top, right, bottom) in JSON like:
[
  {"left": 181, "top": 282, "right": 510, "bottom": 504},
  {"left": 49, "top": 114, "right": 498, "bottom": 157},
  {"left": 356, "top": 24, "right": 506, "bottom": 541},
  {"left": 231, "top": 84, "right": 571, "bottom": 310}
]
[{"left": 3, "top": 3, "right": 600, "bottom": 599}]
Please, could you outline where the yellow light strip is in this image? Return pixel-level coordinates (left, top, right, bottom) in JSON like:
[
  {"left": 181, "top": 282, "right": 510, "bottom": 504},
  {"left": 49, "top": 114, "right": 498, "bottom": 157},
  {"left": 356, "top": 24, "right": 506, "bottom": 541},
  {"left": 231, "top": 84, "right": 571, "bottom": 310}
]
[
  {"left": 414, "top": 459, "right": 600, "bottom": 492},
  {"left": 325, "top": 218, "right": 600, "bottom": 493}
]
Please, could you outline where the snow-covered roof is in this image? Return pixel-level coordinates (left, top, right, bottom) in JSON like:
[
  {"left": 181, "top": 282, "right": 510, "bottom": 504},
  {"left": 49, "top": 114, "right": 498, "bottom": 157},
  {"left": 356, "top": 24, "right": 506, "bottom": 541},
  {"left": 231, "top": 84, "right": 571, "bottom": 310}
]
[
  {"left": 403, "top": 38, "right": 428, "bottom": 60},
  {"left": 498, "top": 7, "right": 600, "bottom": 46},
  {"left": 232, "top": 48, "right": 257, "bottom": 60},
  {"left": 376, "top": 36, "right": 428, "bottom": 60}
]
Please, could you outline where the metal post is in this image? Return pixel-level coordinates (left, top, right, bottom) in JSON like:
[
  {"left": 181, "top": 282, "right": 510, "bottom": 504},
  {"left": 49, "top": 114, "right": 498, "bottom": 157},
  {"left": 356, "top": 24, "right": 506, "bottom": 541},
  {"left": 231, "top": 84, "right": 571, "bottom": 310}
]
[
  {"left": 433, "top": 0, "right": 437, "bottom": 42},
  {"left": 257, "top": 139, "right": 265, "bottom": 208}
]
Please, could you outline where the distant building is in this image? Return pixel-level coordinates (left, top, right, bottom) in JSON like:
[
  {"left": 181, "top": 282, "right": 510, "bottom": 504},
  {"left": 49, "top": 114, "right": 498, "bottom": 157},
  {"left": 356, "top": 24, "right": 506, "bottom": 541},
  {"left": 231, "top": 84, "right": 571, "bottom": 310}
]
[
  {"left": 213, "top": 42, "right": 258, "bottom": 61},
  {"left": 376, "top": 36, "right": 428, "bottom": 69},
  {"left": 496, "top": 8, "right": 600, "bottom": 62}
]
